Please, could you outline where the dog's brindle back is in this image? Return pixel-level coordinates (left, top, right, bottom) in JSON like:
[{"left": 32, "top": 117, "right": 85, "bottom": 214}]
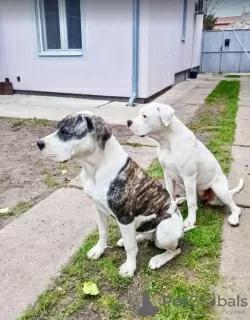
[{"left": 107, "top": 157, "right": 172, "bottom": 231}]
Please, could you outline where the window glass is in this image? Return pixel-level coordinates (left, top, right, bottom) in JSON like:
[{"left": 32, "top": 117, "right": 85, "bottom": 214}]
[
  {"left": 43, "top": 0, "right": 61, "bottom": 49},
  {"left": 66, "top": 0, "right": 82, "bottom": 49}
]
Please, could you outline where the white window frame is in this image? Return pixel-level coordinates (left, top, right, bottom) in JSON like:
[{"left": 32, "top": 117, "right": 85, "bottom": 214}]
[{"left": 36, "top": 0, "right": 83, "bottom": 56}]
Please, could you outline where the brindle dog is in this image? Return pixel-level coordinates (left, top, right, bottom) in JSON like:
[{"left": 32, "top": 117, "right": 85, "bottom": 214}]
[{"left": 37, "top": 111, "right": 188, "bottom": 277}]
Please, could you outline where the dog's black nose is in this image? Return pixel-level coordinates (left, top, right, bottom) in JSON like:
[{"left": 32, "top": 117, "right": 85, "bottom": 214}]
[
  {"left": 37, "top": 140, "right": 45, "bottom": 151},
  {"left": 127, "top": 120, "right": 133, "bottom": 127}
]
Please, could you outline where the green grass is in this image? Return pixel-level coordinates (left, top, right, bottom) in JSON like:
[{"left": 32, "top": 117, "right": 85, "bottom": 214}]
[
  {"left": 146, "top": 159, "right": 164, "bottom": 179},
  {"left": 19, "top": 80, "right": 240, "bottom": 320},
  {"left": 41, "top": 162, "right": 81, "bottom": 189},
  {"left": 41, "top": 169, "right": 62, "bottom": 189},
  {"left": 0, "top": 200, "right": 35, "bottom": 218},
  {"left": 192, "top": 80, "right": 240, "bottom": 174},
  {"left": 224, "top": 75, "right": 240, "bottom": 78}
]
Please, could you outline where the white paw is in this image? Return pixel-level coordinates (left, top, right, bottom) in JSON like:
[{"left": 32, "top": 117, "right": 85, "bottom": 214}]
[
  {"left": 228, "top": 214, "right": 240, "bottom": 226},
  {"left": 116, "top": 238, "right": 124, "bottom": 247},
  {"left": 149, "top": 255, "right": 167, "bottom": 270},
  {"left": 184, "top": 216, "right": 196, "bottom": 228},
  {"left": 119, "top": 262, "right": 136, "bottom": 277},
  {"left": 87, "top": 245, "right": 105, "bottom": 260}
]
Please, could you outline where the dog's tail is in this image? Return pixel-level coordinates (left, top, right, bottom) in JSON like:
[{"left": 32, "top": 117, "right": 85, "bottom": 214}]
[
  {"left": 184, "top": 226, "right": 196, "bottom": 233},
  {"left": 229, "top": 178, "right": 244, "bottom": 196}
]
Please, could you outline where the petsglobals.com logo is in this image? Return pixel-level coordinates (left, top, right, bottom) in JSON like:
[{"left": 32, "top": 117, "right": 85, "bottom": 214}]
[{"left": 139, "top": 292, "right": 248, "bottom": 317}]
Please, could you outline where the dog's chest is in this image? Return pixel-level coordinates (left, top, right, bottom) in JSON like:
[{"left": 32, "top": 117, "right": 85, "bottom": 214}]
[
  {"left": 82, "top": 177, "right": 109, "bottom": 209},
  {"left": 158, "top": 148, "right": 183, "bottom": 183}
]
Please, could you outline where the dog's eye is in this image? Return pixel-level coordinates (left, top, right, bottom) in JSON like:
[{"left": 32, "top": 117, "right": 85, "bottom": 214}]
[
  {"left": 60, "top": 128, "right": 69, "bottom": 135},
  {"left": 143, "top": 115, "right": 147, "bottom": 119}
]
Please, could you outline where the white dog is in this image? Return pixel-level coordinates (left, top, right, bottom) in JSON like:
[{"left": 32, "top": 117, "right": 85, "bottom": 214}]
[
  {"left": 128, "top": 102, "right": 243, "bottom": 228},
  {"left": 37, "top": 111, "right": 190, "bottom": 277}
]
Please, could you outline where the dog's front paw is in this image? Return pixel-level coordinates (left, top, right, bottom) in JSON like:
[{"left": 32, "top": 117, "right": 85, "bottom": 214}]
[
  {"left": 87, "top": 244, "right": 105, "bottom": 260},
  {"left": 228, "top": 213, "right": 240, "bottom": 226},
  {"left": 119, "top": 262, "right": 136, "bottom": 277},
  {"left": 184, "top": 216, "right": 196, "bottom": 228}
]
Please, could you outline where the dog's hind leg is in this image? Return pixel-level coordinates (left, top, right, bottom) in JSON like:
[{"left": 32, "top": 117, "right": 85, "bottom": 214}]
[
  {"left": 210, "top": 175, "right": 243, "bottom": 226},
  {"left": 149, "top": 217, "right": 182, "bottom": 270},
  {"left": 149, "top": 248, "right": 181, "bottom": 270}
]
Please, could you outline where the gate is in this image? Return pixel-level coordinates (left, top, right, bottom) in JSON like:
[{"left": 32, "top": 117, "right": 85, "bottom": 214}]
[{"left": 201, "top": 29, "right": 250, "bottom": 73}]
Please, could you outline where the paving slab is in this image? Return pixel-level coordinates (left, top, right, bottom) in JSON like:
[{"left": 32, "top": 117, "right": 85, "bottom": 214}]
[
  {"left": 237, "top": 106, "right": 250, "bottom": 120},
  {"left": 122, "top": 145, "right": 156, "bottom": 170},
  {"left": 97, "top": 102, "right": 141, "bottom": 125},
  {"left": 234, "top": 118, "right": 250, "bottom": 146},
  {"left": 0, "top": 188, "right": 96, "bottom": 320},
  {"left": 239, "top": 100, "right": 250, "bottom": 107},
  {"left": 228, "top": 145, "right": 250, "bottom": 207},
  {"left": 173, "top": 103, "right": 200, "bottom": 124},
  {"left": 217, "top": 208, "right": 250, "bottom": 320},
  {"left": 0, "top": 95, "right": 108, "bottom": 121}
]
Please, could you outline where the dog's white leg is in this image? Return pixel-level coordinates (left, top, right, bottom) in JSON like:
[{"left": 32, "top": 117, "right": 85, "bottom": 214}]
[
  {"left": 117, "top": 234, "right": 145, "bottom": 247},
  {"left": 211, "top": 175, "right": 242, "bottom": 226},
  {"left": 87, "top": 206, "right": 109, "bottom": 260},
  {"left": 118, "top": 221, "right": 138, "bottom": 277},
  {"left": 183, "top": 175, "right": 197, "bottom": 228},
  {"left": 164, "top": 171, "right": 176, "bottom": 199},
  {"left": 149, "top": 217, "right": 182, "bottom": 270}
]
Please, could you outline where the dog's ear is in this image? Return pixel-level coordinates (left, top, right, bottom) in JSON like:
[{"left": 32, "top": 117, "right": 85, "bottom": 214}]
[
  {"left": 157, "top": 104, "right": 175, "bottom": 126},
  {"left": 91, "top": 116, "right": 112, "bottom": 149}
]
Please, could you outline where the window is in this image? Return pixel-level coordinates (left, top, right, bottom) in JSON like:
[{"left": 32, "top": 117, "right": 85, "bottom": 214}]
[
  {"left": 36, "top": 0, "right": 82, "bottom": 56},
  {"left": 182, "top": 0, "right": 187, "bottom": 42}
]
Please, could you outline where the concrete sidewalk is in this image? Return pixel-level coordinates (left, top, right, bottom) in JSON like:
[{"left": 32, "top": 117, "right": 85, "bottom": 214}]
[
  {"left": 0, "top": 75, "right": 221, "bottom": 320},
  {"left": 218, "top": 78, "right": 250, "bottom": 319},
  {"left": 0, "top": 74, "right": 217, "bottom": 125}
]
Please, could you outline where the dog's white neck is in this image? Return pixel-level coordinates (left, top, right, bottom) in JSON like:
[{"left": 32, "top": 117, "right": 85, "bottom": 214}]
[
  {"left": 75, "top": 135, "right": 128, "bottom": 181},
  {"left": 149, "top": 116, "right": 190, "bottom": 147}
]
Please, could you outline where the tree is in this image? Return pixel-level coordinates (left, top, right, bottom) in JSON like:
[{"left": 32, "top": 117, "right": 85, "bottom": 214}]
[
  {"left": 203, "top": 0, "right": 221, "bottom": 30},
  {"left": 203, "top": 13, "right": 217, "bottom": 30}
]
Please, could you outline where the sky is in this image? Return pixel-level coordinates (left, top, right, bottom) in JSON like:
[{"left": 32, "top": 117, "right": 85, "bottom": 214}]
[{"left": 209, "top": 0, "right": 250, "bottom": 17}]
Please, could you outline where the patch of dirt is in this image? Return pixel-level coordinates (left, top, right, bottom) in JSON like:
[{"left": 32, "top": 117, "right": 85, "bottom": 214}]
[
  {"left": 70, "top": 306, "right": 105, "bottom": 320},
  {"left": 0, "top": 118, "right": 133, "bottom": 229}
]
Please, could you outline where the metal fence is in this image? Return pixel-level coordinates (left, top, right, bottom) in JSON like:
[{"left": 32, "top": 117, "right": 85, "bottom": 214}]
[{"left": 200, "top": 29, "right": 250, "bottom": 73}]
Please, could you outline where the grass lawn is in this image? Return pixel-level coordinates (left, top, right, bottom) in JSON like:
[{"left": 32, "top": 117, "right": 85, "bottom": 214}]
[
  {"left": 224, "top": 75, "right": 240, "bottom": 78},
  {"left": 20, "top": 80, "right": 240, "bottom": 320}
]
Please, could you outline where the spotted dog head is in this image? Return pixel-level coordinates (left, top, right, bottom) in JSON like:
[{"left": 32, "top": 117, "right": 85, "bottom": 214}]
[
  {"left": 127, "top": 102, "right": 175, "bottom": 137},
  {"left": 37, "top": 112, "right": 112, "bottom": 162}
]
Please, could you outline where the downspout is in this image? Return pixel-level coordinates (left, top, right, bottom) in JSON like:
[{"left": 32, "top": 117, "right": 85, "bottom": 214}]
[{"left": 128, "top": 0, "right": 139, "bottom": 106}]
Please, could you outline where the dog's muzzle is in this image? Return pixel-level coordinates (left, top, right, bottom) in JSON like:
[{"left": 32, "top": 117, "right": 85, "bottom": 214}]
[{"left": 37, "top": 139, "right": 45, "bottom": 151}]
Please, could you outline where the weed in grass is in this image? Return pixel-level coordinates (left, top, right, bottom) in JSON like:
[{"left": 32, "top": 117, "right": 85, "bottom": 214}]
[
  {"left": 98, "top": 295, "right": 124, "bottom": 320},
  {"left": 41, "top": 169, "right": 61, "bottom": 188},
  {"left": 19, "top": 80, "right": 240, "bottom": 320}
]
